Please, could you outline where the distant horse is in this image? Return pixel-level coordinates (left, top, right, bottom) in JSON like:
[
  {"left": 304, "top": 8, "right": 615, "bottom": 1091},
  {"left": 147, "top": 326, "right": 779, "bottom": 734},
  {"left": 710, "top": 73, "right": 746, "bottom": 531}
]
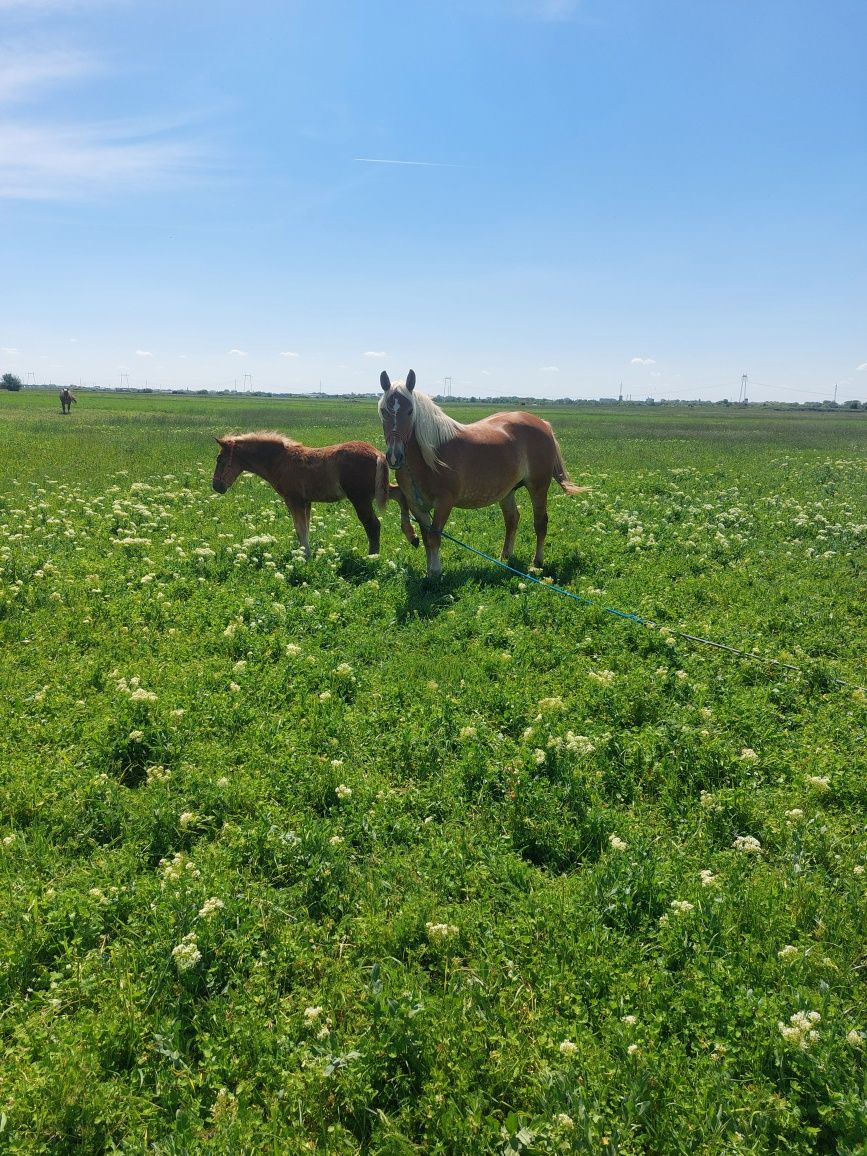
[
  {"left": 379, "top": 370, "right": 588, "bottom": 577},
  {"left": 60, "top": 388, "right": 76, "bottom": 414},
  {"left": 212, "top": 432, "right": 418, "bottom": 558}
]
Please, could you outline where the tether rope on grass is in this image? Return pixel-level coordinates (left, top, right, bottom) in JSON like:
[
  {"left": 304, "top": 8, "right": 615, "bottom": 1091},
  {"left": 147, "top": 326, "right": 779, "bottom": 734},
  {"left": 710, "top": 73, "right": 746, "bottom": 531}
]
[{"left": 409, "top": 516, "right": 865, "bottom": 693}]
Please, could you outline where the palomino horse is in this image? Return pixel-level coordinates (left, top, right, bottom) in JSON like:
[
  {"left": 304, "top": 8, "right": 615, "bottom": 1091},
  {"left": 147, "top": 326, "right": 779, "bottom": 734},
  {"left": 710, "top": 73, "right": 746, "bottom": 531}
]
[
  {"left": 379, "top": 370, "right": 588, "bottom": 577},
  {"left": 60, "top": 388, "right": 76, "bottom": 414},
  {"left": 212, "top": 432, "right": 417, "bottom": 558}
]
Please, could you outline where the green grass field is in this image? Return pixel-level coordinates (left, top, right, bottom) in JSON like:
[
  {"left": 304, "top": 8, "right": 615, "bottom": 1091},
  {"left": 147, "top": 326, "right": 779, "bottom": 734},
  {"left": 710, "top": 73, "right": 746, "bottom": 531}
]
[{"left": 1, "top": 389, "right": 865, "bottom": 1153}]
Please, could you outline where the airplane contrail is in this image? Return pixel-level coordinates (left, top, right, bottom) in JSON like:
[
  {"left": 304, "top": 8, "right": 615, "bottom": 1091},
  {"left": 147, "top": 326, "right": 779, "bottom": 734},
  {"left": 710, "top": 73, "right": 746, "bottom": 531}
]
[{"left": 354, "top": 157, "right": 463, "bottom": 168}]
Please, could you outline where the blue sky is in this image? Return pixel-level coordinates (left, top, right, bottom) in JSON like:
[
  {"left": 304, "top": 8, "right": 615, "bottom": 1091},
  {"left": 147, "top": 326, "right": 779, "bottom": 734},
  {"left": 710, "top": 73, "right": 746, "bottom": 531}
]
[{"left": 2, "top": 0, "right": 865, "bottom": 401}]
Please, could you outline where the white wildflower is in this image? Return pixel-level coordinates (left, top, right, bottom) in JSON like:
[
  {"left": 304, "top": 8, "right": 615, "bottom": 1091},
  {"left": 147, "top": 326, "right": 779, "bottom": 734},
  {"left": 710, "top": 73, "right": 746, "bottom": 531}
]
[
  {"left": 198, "top": 897, "right": 225, "bottom": 919},
  {"left": 335, "top": 784, "right": 352, "bottom": 800},
  {"left": 806, "top": 775, "right": 830, "bottom": 792},
  {"left": 129, "top": 687, "right": 157, "bottom": 703},
  {"left": 565, "top": 732, "right": 595, "bottom": 755},
  {"left": 732, "top": 835, "right": 763, "bottom": 854},
  {"left": 172, "top": 934, "right": 202, "bottom": 972},
  {"left": 608, "top": 834, "right": 628, "bottom": 852},
  {"left": 559, "top": 1039, "right": 578, "bottom": 1056},
  {"left": 425, "top": 921, "right": 458, "bottom": 942},
  {"left": 778, "top": 1010, "right": 820, "bottom": 1049}
]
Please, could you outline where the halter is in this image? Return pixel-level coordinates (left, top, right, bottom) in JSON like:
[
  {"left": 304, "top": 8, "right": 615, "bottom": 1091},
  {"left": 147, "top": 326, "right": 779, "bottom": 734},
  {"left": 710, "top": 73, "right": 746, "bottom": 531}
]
[{"left": 383, "top": 391, "right": 410, "bottom": 442}]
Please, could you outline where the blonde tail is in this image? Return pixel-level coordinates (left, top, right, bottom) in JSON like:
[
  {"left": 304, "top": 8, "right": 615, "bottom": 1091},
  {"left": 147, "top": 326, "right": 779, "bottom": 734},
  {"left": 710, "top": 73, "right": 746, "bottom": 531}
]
[{"left": 552, "top": 438, "right": 590, "bottom": 495}]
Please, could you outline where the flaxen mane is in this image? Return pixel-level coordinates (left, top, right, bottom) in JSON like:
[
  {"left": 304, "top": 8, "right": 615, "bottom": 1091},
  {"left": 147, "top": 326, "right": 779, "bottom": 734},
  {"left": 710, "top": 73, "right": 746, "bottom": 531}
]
[{"left": 381, "top": 385, "right": 464, "bottom": 470}]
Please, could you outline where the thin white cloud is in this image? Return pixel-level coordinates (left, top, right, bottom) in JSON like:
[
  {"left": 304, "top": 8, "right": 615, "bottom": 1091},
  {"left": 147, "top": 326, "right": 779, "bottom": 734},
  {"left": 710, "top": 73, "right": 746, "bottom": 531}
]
[
  {"left": 0, "top": 49, "right": 96, "bottom": 105},
  {"left": 630, "top": 357, "right": 656, "bottom": 366},
  {"left": 856, "top": 362, "right": 867, "bottom": 372},
  {"left": 1, "top": 346, "right": 19, "bottom": 354},
  {"left": 228, "top": 349, "right": 247, "bottom": 357},
  {"left": 0, "top": 117, "right": 207, "bottom": 200},
  {"left": 280, "top": 350, "right": 299, "bottom": 358},
  {"left": 363, "top": 350, "right": 386, "bottom": 358},
  {"left": 539, "top": 365, "right": 560, "bottom": 372},
  {"left": 135, "top": 350, "right": 152, "bottom": 357}
]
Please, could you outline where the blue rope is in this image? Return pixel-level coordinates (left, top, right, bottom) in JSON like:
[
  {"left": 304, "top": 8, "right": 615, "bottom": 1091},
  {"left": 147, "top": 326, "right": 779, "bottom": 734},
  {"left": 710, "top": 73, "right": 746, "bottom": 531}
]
[{"left": 409, "top": 515, "right": 863, "bottom": 692}]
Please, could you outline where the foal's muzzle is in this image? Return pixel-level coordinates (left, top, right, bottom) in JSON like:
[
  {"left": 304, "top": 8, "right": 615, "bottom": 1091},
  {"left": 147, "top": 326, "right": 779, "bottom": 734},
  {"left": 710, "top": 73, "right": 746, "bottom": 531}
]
[{"left": 212, "top": 479, "right": 227, "bottom": 494}]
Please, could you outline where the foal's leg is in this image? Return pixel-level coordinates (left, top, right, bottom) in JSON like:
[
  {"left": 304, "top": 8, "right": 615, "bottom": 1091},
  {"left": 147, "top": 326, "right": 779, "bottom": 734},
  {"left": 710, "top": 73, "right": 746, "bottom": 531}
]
[
  {"left": 389, "top": 485, "right": 419, "bottom": 548},
  {"left": 528, "top": 482, "right": 551, "bottom": 568},
  {"left": 499, "top": 491, "right": 520, "bottom": 560},
  {"left": 286, "top": 500, "right": 311, "bottom": 558},
  {"left": 348, "top": 495, "right": 381, "bottom": 555}
]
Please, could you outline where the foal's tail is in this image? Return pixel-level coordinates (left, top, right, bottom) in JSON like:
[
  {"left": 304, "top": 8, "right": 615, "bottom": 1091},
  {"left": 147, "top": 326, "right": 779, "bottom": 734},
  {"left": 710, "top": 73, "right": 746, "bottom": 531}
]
[
  {"left": 551, "top": 433, "right": 591, "bottom": 496},
  {"left": 374, "top": 454, "right": 389, "bottom": 512}
]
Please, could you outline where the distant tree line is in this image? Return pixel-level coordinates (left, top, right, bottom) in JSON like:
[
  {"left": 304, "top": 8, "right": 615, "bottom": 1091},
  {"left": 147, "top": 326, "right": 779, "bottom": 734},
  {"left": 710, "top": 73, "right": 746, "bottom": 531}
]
[{"left": 1, "top": 373, "right": 22, "bottom": 391}]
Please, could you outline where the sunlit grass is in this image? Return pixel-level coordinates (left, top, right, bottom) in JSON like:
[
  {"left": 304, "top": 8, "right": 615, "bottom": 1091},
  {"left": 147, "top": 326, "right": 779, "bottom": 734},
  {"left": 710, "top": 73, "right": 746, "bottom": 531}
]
[{"left": 0, "top": 390, "right": 865, "bottom": 1153}]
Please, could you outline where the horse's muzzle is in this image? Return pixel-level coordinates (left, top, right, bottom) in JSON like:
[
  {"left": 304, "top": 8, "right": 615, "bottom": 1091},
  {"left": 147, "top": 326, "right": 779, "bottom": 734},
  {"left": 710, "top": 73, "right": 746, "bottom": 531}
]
[
  {"left": 212, "top": 479, "right": 227, "bottom": 494},
  {"left": 385, "top": 443, "right": 405, "bottom": 470}
]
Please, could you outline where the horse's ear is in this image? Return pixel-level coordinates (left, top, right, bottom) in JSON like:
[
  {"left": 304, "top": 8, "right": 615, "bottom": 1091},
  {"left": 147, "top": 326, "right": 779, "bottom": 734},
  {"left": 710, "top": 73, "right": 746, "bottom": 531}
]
[
  {"left": 406, "top": 370, "right": 416, "bottom": 392},
  {"left": 215, "top": 436, "right": 226, "bottom": 446},
  {"left": 380, "top": 371, "right": 391, "bottom": 392}
]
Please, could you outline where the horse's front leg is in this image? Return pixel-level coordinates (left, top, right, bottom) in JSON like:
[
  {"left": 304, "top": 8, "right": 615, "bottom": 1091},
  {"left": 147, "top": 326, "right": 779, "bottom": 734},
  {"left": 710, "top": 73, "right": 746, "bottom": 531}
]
[
  {"left": 286, "top": 499, "right": 311, "bottom": 558},
  {"left": 499, "top": 492, "right": 520, "bottom": 560},
  {"left": 425, "top": 501, "right": 454, "bottom": 578}
]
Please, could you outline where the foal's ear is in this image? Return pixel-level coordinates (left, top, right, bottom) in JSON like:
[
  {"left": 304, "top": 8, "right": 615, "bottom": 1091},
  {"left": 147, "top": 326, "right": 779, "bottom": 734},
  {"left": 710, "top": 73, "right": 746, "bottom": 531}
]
[
  {"left": 215, "top": 436, "right": 226, "bottom": 446},
  {"left": 380, "top": 371, "right": 391, "bottom": 392},
  {"left": 406, "top": 369, "right": 416, "bottom": 392}
]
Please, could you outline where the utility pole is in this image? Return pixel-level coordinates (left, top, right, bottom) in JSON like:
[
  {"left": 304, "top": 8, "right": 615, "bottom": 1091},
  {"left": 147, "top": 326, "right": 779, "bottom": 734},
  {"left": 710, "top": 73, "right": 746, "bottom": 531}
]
[
  {"left": 242, "top": 373, "right": 253, "bottom": 392},
  {"left": 739, "top": 373, "right": 748, "bottom": 403},
  {"left": 119, "top": 373, "right": 130, "bottom": 389},
  {"left": 444, "top": 376, "right": 452, "bottom": 399}
]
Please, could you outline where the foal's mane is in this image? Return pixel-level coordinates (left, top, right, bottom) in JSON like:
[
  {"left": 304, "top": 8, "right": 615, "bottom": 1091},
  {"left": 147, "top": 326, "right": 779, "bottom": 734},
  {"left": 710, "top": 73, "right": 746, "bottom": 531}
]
[
  {"left": 229, "top": 431, "right": 302, "bottom": 460},
  {"left": 387, "top": 386, "right": 464, "bottom": 470},
  {"left": 233, "top": 430, "right": 299, "bottom": 448}
]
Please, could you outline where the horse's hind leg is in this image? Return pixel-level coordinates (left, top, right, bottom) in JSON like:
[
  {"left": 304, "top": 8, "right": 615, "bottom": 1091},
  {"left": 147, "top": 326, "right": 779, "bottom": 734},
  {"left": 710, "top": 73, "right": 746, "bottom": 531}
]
[
  {"left": 348, "top": 496, "right": 381, "bottom": 555},
  {"left": 499, "top": 492, "right": 520, "bottom": 560},
  {"left": 528, "top": 482, "right": 551, "bottom": 568}
]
